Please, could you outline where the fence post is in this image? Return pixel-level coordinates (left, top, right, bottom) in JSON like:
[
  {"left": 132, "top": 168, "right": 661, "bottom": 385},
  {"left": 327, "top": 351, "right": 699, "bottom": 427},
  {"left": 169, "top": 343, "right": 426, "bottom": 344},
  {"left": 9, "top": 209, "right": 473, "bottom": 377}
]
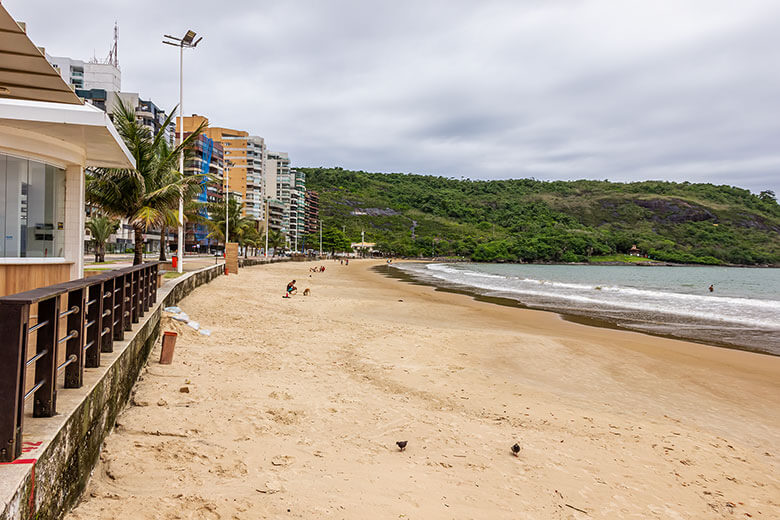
[
  {"left": 85, "top": 281, "right": 103, "bottom": 368},
  {"left": 150, "top": 263, "right": 158, "bottom": 304},
  {"left": 122, "top": 272, "right": 132, "bottom": 331},
  {"left": 33, "top": 295, "right": 60, "bottom": 417},
  {"left": 140, "top": 267, "right": 148, "bottom": 314},
  {"left": 101, "top": 277, "right": 114, "bottom": 352},
  {"left": 0, "top": 302, "right": 30, "bottom": 462},
  {"left": 64, "top": 288, "right": 86, "bottom": 388},
  {"left": 131, "top": 270, "right": 140, "bottom": 323}
]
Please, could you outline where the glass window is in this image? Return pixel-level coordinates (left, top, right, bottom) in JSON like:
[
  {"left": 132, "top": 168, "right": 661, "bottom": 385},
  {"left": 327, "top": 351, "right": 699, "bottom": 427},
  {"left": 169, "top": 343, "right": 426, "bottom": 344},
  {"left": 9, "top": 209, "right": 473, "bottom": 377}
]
[{"left": 1, "top": 153, "right": 65, "bottom": 258}]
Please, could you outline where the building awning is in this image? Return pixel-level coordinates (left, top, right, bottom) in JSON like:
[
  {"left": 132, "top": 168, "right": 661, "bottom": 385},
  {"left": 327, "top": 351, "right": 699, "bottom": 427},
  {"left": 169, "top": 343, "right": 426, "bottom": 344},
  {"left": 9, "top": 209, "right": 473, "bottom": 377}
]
[
  {"left": 0, "top": 5, "right": 83, "bottom": 105},
  {"left": 0, "top": 98, "right": 135, "bottom": 168}
]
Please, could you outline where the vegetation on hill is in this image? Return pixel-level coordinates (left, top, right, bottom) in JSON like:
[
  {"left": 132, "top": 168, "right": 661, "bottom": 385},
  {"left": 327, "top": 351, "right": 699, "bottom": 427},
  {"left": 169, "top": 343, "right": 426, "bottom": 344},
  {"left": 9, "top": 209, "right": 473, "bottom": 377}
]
[{"left": 299, "top": 167, "right": 780, "bottom": 265}]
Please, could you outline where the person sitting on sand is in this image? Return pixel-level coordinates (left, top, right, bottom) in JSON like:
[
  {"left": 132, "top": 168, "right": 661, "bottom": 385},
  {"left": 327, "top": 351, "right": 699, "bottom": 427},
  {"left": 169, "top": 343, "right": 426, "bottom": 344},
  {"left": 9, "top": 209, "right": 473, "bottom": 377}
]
[{"left": 284, "top": 280, "right": 297, "bottom": 298}]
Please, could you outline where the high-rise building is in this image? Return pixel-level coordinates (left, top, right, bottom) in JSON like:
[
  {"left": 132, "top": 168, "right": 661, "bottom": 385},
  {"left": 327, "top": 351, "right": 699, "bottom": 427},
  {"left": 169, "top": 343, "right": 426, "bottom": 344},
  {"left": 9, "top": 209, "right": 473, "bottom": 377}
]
[
  {"left": 201, "top": 124, "right": 248, "bottom": 210},
  {"left": 290, "top": 169, "right": 307, "bottom": 249},
  {"left": 266, "top": 151, "right": 301, "bottom": 245},
  {"left": 46, "top": 54, "right": 121, "bottom": 92},
  {"left": 245, "top": 136, "right": 266, "bottom": 221},
  {"left": 183, "top": 136, "right": 224, "bottom": 251},
  {"left": 305, "top": 190, "right": 320, "bottom": 236},
  {"left": 105, "top": 92, "right": 175, "bottom": 145}
]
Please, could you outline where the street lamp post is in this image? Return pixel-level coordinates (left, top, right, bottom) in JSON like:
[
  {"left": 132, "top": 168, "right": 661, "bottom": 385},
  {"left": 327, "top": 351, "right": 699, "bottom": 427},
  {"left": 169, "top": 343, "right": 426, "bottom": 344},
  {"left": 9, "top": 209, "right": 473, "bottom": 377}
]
[
  {"left": 163, "top": 30, "right": 202, "bottom": 274},
  {"left": 319, "top": 219, "right": 322, "bottom": 258},
  {"left": 225, "top": 169, "right": 229, "bottom": 247},
  {"left": 264, "top": 199, "right": 269, "bottom": 257}
]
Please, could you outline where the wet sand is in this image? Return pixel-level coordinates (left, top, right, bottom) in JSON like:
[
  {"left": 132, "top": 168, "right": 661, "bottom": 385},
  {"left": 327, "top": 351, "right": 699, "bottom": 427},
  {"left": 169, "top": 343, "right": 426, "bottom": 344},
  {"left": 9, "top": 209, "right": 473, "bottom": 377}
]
[{"left": 66, "top": 259, "right": 780, "bottom": 519}]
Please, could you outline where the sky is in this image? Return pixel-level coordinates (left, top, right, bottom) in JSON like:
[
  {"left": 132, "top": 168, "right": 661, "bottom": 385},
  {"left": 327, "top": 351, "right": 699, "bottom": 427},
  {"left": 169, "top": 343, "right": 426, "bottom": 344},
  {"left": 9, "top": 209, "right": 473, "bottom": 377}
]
[{"left": 7, "top": 0, "right": 780, "bottom": 195}]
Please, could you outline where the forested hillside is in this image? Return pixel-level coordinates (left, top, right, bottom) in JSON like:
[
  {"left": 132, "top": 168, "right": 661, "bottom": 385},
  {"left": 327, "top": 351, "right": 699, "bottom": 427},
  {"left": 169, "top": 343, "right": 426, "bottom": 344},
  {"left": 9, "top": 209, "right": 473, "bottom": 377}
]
[{"left": 299, "top": 167, "right": 780, "bottom": 265}]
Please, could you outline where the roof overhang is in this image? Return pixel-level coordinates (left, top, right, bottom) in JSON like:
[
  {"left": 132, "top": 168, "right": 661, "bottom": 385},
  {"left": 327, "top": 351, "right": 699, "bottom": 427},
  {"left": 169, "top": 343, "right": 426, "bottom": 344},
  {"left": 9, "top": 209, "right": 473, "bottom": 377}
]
[
  {"left": 0, "top": 4, "right": 83, "bottom": 105},
  {"left": 0, "top": 98, "right": 134, "bottom": 169}
]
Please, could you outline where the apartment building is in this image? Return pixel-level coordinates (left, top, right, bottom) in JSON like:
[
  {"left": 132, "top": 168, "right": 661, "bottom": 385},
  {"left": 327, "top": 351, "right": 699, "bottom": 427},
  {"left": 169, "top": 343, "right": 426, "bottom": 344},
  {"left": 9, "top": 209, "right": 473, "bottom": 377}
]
[
  {"left": 245, "top": 136, "right": 266, "bottom": 221},
  {"left": 305, "top": 190, "right": 320, "bottom": 235},
  {"left": 200, "top": 123, "right": 248, "bottom": 208},
  {"left": 46, "top": 54, "right": 121, "bottom": 92}
]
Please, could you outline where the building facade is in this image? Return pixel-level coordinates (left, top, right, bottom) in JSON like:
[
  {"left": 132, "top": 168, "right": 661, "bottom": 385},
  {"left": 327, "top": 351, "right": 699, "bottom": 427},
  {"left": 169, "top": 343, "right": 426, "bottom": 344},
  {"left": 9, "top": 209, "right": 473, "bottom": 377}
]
[
  {"left": 305, "top": 190, "right": 319, "bottom": 236},
  {"left": 183, "top": 134, "right": 224, "bottom": 252},
  {"left": 46, "top": 54, "right": 121, "bottom": 92},
  {"left": 245, "top": 136, "right": 266, "bottom": 221}
]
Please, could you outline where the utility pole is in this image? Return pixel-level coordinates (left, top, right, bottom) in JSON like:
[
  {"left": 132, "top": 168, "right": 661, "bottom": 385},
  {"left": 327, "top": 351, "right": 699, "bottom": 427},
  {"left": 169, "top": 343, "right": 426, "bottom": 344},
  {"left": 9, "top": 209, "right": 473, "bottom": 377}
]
[{"left": 319, "top": 219, "right": 322, "bottom": 258}]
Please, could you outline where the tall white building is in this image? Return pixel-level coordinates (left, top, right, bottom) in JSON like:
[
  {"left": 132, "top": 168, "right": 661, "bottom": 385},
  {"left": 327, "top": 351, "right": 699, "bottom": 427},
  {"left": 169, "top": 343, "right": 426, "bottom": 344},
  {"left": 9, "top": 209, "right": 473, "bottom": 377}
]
[
  {"left": 46, "top": 55, "right": 121, "bottom": 92},
  {"left": 265, "top": 152, "right": 306, "bottom": 249},
  {"left": 245, "top": 136, "right": 266, "bottom": 221}
]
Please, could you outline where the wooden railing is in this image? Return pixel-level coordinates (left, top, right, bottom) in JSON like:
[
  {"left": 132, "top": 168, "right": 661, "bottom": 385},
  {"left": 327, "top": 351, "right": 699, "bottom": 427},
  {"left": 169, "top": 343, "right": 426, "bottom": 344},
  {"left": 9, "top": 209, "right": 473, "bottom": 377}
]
[{"left": 0, "top": 262, "right": 159, "bottom": 462}]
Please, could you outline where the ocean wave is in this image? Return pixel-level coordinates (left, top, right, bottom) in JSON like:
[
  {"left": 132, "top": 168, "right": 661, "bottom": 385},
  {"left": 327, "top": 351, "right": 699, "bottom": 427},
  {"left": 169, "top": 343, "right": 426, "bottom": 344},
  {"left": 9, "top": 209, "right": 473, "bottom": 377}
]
[{"left": 399, "top": 263, "right": 780, "bottom": 331}]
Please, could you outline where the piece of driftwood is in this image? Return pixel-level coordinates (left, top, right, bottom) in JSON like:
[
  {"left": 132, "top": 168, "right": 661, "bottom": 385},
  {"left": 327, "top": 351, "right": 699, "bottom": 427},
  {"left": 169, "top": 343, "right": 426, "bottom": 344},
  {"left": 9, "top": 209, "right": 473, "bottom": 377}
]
[{"left": 565, "top": 503, "right": 588, "bottom": 515}]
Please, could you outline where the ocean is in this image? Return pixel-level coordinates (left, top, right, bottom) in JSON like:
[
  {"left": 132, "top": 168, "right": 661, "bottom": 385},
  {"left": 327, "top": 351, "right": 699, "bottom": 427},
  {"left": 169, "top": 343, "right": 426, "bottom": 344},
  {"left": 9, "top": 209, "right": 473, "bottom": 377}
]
[{"left": 391, "top": 262, "right": 780, "bottom": 356}]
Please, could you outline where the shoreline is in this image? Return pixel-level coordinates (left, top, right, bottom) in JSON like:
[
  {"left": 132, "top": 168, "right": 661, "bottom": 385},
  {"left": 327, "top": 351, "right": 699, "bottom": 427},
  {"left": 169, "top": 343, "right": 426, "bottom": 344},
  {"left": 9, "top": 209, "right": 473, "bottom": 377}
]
[
  {"left": 383, "top": 261, "right": 779, "bottom": 356},
  {"left": 399, "top": 257, "right": 780, "bottom": 268},
  {"left": 66, "top": 259, "right": 780, "bottom": 519}
]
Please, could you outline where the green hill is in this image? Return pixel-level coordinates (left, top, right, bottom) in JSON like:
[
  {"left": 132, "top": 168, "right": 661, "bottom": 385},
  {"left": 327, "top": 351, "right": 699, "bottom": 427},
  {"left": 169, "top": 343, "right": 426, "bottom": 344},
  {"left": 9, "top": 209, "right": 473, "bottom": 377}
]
[{"left": 299, "top": 167, "right": 780, "bottom": 265}]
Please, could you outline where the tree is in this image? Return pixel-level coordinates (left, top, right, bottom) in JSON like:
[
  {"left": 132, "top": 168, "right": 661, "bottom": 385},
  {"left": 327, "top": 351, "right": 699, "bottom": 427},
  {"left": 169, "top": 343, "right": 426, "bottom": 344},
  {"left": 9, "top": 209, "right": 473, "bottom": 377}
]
[
  {"left": 158, "top": 139, "right": 208, "bottom": 261},
  {"left": 86, "top": 216, "right": 119, "bottom": 262},
  {"left": 263, "top": 229, "right": 286, "bottom": 255},
  {"left": 86, "top": 102, "right": 207, "bottom": 265},
  {"left": 199, "top": 197, "right": 255, "bottom": 245},
  {"left": 321, "top": 227, "right": 352, "bottom": 254},
  {"left": 237, "top": 222, "right": 262, "bottom": 258},
  {"left": 759, "top": 190, "right": 776, "bottom": 203}
]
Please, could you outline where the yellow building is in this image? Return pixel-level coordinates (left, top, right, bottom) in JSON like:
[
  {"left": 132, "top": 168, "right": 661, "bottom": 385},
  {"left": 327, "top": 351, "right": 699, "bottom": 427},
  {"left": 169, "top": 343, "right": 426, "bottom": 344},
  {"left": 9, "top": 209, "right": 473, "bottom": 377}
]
[{"left": 179, "top": 115, "right": 249, "bottom": 210}]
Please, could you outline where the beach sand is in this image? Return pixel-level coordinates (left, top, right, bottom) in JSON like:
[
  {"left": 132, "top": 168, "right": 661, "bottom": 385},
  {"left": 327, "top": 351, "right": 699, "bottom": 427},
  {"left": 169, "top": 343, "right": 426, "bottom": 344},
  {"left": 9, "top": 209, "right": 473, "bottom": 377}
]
[{"left": 66, "top": 259, "right": 780, "bottom": 519}]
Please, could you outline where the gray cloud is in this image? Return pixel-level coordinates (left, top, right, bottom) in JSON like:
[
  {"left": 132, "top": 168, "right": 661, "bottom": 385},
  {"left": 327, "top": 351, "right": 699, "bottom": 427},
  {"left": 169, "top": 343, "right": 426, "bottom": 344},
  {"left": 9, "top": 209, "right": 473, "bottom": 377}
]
[{"left": 7, "top": 0, "right": 780, "bottom": 195}]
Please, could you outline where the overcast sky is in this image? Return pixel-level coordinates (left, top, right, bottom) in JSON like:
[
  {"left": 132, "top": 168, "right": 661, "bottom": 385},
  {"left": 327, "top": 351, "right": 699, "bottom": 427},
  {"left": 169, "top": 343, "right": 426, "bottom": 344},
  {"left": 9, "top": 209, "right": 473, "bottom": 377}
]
[{"left": 7, "top": 0, "right": 780, "bottom": 195}]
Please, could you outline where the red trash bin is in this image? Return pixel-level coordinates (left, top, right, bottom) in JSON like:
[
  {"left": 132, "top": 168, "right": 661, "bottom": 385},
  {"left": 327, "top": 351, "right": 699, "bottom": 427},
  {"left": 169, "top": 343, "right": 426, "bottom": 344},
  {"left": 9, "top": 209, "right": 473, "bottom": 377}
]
[{"left": 171, "top": 255, "right": 178, "bottom": 269}]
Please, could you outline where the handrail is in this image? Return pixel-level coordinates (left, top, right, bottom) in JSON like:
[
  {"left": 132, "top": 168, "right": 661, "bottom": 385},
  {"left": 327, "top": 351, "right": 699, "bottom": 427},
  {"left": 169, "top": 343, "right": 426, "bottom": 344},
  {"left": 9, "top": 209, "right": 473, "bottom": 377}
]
[{"left": 0, "top": 261, "right": 161, "bottom": 305}]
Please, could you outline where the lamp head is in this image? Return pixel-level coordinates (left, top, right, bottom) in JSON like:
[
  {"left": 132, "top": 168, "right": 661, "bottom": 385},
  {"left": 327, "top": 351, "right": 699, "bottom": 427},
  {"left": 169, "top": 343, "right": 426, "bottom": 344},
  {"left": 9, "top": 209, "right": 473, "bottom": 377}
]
[{"left": 182, "top": 30, "right": 196, "bottom": 45}]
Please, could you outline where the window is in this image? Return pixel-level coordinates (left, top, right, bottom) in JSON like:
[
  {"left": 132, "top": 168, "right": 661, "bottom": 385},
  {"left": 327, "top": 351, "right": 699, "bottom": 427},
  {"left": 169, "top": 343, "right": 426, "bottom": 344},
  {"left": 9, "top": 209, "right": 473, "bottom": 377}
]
[{"left": 0, "top": 153, "right": 65, "bottom": 258}]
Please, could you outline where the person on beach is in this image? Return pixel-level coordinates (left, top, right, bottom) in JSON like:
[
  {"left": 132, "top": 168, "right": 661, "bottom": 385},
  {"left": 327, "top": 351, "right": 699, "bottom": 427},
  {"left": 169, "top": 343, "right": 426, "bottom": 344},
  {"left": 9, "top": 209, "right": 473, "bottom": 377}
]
[
  {"left": 709, "top": 284, "right": 714, "bottom": 292},
  {"left": 284, "top": 280, "right": 297, "bottom": 298}
]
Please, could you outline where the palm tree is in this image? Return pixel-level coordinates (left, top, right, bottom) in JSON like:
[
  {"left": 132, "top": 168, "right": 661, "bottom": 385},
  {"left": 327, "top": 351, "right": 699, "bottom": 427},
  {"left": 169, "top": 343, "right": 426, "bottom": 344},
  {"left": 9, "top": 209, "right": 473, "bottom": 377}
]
[
  {"left": 86, "top": 215, "right": 119, "bottom": 262},
  {"left": 157, "top": 141, "right": 208, "bottom": 261},
  {"left": 263, "top": 229, "right": 286, "bottom": 256},
  {"left": 237, "top": 224, "right": 262, "bottom": 258},
  {"left": 199, "top": 198, "right": 255, "bottom": 245},
  {"left": 86, "top": 102, "right": 206, "bottom": 265}
]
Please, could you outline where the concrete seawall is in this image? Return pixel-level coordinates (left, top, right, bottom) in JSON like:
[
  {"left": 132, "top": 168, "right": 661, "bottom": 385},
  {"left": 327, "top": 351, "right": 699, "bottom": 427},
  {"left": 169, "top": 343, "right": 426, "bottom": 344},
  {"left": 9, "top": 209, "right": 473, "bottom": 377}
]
[{"left": 0, "top": 258, "right": 288, "bottom": 520}]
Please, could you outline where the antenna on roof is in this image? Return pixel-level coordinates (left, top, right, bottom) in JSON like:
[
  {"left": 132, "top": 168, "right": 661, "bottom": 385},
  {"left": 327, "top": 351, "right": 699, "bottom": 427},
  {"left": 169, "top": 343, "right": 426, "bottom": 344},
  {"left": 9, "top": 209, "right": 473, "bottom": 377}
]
[{"left": 106, "top": 21, "right": 119, "bottom": 67}]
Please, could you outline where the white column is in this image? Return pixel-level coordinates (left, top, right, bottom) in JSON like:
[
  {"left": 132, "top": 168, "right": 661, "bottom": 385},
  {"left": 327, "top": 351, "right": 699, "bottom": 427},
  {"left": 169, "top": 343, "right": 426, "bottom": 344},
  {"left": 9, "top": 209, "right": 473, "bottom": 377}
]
[{"left": 63, "top": 164, "right": 85, "bottom": 279}]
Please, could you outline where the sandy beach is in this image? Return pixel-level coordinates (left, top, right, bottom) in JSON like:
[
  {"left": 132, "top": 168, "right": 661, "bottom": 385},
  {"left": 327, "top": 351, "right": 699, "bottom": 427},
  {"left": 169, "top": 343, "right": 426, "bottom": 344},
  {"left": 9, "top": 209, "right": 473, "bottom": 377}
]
[{"left": 66, "top": 259, "right": 780, "bottom": 519}]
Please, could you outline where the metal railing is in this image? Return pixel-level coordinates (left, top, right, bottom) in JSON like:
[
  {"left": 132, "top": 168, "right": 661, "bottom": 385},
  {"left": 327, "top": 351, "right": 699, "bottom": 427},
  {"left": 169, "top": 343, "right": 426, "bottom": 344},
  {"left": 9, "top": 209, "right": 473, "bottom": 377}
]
[{"left": 0, "top": 262, "right": 160, "bottom": 462}]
